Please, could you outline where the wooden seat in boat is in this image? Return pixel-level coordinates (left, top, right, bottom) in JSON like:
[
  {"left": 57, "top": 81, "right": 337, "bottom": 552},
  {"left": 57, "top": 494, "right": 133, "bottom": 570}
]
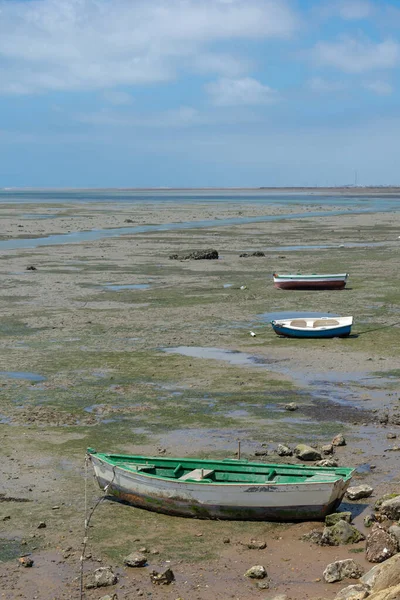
[{"left": 179, "top": 468, "right": 215, "bottom": 481}]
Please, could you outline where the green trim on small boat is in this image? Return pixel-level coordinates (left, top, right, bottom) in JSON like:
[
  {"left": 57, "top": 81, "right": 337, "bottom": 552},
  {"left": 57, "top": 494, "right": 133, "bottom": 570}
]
[{"left": 88, "top": 450, "right": 354, "bottom": 485}]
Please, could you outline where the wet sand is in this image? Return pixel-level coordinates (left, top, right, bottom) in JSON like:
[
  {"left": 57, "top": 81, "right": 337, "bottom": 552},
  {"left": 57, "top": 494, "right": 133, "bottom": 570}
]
[{"left": 1, "top": 196, "right": 400, "bottom": 599}]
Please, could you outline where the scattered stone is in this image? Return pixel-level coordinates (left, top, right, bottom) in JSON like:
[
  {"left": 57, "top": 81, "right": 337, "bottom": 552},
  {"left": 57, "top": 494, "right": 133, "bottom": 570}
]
[
  {"left": 2, "top": 515, "right": 11, "bottom": 521},
  {"left": 315, "top": 458, "right": 339, "bottom": 467},
  {"left": 37, "top": 521, "right": 46, "bottom": 529},
  {"left": 364, "top": 552, "right": 400, "bottom": 592},
  {"left": 333, "top": 583, "right": 369, "bottom": 600},
  {"left": 322, "top": 444, "right": 334, "bottom": 455},
  {"left": 379, "top": 412, "right": 389, "bottom": 425},
  {"left": 387, "top": 433, "right": 397, "bottom": 439},
  {"left": 124, "top": 219, "right": 134, "bottom": 223},
  {"left": 346, "top": 485, "right": 374, "bottom": 500},
  {"left": 169, "top": 249, "right": 218, "bottom": 260},
  {"left": 266, "top": 596, "right": 288, "bottom": 600},
  {"left": 257, "top": 581, "right": 269, "bottom": 589},
  {"left": 247, "top": 539, "right": 267, "bottom": 550},
  {"left": 390, "top": 412, "right": 400, "bottom": 426},
  {"left": 51, "top": 505, "right": 60, "bottom": 510},
  {"left": 138, "top": 547, "right": 148, "bottom": 553},
  {"left": 332, "top": 433, "right": 346, "bottom": 447},
  {"left": 323, "top": 559, "right": 364, "bottom": 583},
  {"left": 149, "top": 568, "right": 175, "bottom": 585},
  {"left": 301, "top": 529, "right": 324, "bottom": 544},
  {"left": 375, "top": 493, "right": 400, "bottom": 511},
  {"left": 386, "top": 445, "right": 400, "bottom": 452},
  {"left": 239, "top": 251, "right": 265, "bottom": 258},
  {"left": 255, "top": 450, "right": 268, "bottom": 456},
  {"left": 294, "top": 444, "right": 321, "bottom": 461},
  {"left": 86, "top": 566, "right": 118, "bottom": 588},
  {"left": 365, "top": 525, "right": 399, "bottom": 563},
  {"left": 321, "top": 520, "right": 365, "bottom": 546},
  {"left": 18, "top": 556, "right": 33, "bottom": 567},
  {"left": 26, "top": 265, "right": 37, "bottom": 271},
  {"left": 99, "top": 595, "right": 118, "bottom": 600},
  {"left": 380, "top": 495, "right": 400, "bottom": 520},
  {"left": 223, "top": 537, "right": 230, "bottom": 544},
  {"left": 325, "top": 512, "right": 352, "bottom": 527},
  {"left": 124, "top": 552, "right": 147, "bottom": 567},
  {"left": 364, "top": 514, "right": 377, "bottom": 528},
  {"left": 277, "top": 444, "right": 292, "bottom": 457},
  {"left": 244, "top": 565, "right": 267, "bottom": 579},
  {"left": 284, "top": 402, "right": 298, "bottom": 411}
]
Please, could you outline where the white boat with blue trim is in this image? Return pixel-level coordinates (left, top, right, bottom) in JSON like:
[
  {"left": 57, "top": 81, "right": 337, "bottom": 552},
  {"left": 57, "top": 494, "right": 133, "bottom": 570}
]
[{"left": 271, "top": 316, "right": 353, "bottom": 338}]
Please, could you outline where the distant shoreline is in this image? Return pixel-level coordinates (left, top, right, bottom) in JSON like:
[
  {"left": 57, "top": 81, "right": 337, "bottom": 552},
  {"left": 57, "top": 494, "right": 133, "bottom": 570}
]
[{"left": 2, "top": 186, "right": 400, "bottom": 195}]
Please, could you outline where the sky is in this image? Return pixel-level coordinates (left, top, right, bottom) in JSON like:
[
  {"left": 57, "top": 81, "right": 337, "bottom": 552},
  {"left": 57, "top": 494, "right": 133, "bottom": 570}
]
[{"left": 1, "top": 0, "right": 400, "bottom": 187}]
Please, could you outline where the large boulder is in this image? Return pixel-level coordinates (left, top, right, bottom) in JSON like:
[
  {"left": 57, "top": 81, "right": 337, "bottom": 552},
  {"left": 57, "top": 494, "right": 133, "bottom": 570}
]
[
  {"left": 124, "top": 552, "right": 147, "bottom": 567},
  {"left": 244, "top": 565, "right": 267, "bottom": 579},
  {"left": 333, "top": 584, "right": 369, "bottom": 599},
  {"left": 380, "top": 496, "right": 400, "bottom": 520},
  {"left": 366, "top": 525, "right": 398, "bottom": 563},
  {"left": 321, "top": 520, "right": 365, "bottom": 546},
  {"left": 277, "top": 444, "right": 292, "bottom": 457},
  {"left": 367, "top": 583, "right": 400, "bottom": 600},
  {"left": 294, "top": 444, "right": 321, "bottom": 461},
  {"left": 323, "top": 559, "right": 364, "bottom": 583},
  {"left": 169, "top": 249, "right": 218, "bottom": 260},
  {"left": 86, "top": 567, "right": 118, "bottom": 589},
  {"left": 346, "top": 485, "right": 374, "bottom": 500},
  {"left": 362, "top": 552, "right": 400, "bottom": 592},
  {"left": 325, "top": 512, "right": 352, "bottom": 527}
]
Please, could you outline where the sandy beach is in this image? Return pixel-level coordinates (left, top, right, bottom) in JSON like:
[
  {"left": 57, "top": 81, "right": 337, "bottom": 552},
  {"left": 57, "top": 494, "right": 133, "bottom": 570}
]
[{"left": 1, "top": 192, "right": 400, "bottom": 599}]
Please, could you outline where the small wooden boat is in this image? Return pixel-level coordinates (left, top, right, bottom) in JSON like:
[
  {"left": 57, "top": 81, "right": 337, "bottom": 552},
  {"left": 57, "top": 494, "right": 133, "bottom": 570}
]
[
  {"left": 273, "top": 273, "right": 349, "bottom": 290},
  {"left": 88, "top": 449, "right": 353, "bottom": 521},
  {"left": 271, "top": 316, "right": 353, "bottom": 338}
]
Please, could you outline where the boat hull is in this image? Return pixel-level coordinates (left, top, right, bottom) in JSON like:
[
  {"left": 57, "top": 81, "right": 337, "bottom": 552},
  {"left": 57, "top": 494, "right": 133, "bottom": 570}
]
[
  {"left": 274, "top": 279, "right": 346, "bottom": 290},
  {"left": 90, "top": 455, "right": 350, "bottom": 521},
  {"left": 271, "top": 324, "right": 352, "bottom": 338}
]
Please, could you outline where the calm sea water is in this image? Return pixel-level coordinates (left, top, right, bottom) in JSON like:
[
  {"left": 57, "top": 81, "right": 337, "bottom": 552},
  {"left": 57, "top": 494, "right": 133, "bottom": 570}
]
[{"left": 1, "top": 188, "right": 400, "bottom": 211}]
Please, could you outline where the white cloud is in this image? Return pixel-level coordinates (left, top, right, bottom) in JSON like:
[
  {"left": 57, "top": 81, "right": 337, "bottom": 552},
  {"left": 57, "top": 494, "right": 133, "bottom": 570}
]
[
  {"left": 312, "top": 37, "right": 400, "bottom": 73},
  {"left": 205, "top": 77, "right": 278, "bottom": 106},
  {"left": 0, "top": 0, "right": 298, "bottom": 95},
  {"left": 363, "top": 80, "right": 393, "bottom": 95},
  {"left": 308, "top": 77, "right": 346, "bottom": 93},
  {"left": 336, "top": 0, "right": 373, "bottom": 20}
]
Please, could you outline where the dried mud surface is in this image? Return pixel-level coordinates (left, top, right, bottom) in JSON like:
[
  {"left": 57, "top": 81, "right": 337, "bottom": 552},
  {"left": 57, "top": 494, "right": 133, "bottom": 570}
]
[{"left": 1, "top": 196, "right": 400, "bottom": 599}]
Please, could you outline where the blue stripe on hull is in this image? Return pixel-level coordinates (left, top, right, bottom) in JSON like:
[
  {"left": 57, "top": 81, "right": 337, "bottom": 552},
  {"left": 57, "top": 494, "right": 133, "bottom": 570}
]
[{"left": 272, "top": 325, "right": 351, "bottom": 338}]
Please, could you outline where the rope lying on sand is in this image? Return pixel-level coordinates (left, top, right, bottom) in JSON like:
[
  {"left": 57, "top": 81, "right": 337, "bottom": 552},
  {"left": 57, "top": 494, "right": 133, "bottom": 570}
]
[{"left": 79, "top": 454, "right": 116, "bottom": 600}]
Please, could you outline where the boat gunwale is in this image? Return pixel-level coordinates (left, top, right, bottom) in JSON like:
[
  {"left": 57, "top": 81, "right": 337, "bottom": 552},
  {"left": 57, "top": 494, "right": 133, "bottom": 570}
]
[
  {"left": 271, "top": 316, "right": 353, "bottom": 332},
  {"left": 273, "top": 273, "right": 349, "bottom": 280}
]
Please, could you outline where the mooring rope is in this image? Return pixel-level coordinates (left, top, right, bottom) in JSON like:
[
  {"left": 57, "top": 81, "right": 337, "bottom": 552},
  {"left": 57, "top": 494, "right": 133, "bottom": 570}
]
[{"left": 79, "top": 455, "right": 116, "bottom": 600}]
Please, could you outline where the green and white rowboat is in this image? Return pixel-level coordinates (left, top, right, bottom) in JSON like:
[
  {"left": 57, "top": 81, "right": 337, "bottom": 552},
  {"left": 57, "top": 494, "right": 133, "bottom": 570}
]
[{"left": 88, "top": 450, "right": 354, "bottom": 521}]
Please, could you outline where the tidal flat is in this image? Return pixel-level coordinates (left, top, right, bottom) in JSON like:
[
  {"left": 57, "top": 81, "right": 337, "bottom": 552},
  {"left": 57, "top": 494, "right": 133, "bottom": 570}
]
[{"left": 1, "top": 193, "right": 400, "bottom": 599}]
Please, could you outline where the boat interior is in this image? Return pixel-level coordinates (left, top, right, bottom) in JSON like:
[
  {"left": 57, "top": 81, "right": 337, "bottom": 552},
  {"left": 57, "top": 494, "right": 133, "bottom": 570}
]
[
  {"left": 288, "top": 318, "right": 340, "bottom": 329},
  {"left": 101, "top": 454, "right": 352, "bottom": 484}
]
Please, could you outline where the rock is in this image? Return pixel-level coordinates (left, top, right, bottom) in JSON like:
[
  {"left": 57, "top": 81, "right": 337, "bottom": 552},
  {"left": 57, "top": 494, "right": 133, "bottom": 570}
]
[
  {"left": 321, "top": 520, "right": 365, "bottom": 546},
  {"left": 365, "top": 514, "right": 377, "bottom": 527},
  {"left": 389, "top": 412, "right": 400, "bottom": 426},
  {"left": 387, "top": 433, "right": 397, "bottom": 439},
  {"left": 379, "top": 412, "right": 389, "bottom": 425},
  {"left": 301, "top": 529, "right": 324, "bottom": 544},
  {"left": 332, "top": 433, "right": 346, "bottom": 446},
  {"left": 325, "top": 512, "right": 352, "bottom": 527},
  {"left": 18, "top": 556, "right": 33, "bottom": 567},
  {"left": 323, "top": 559, "right": 364, "bottom": 583},
  {"left": 86, "top": 566, "right": 118, "bottom": 589},
  {"left": 169, "top": 249, "right": 218, "bottom": 260},
  {"left": 265, "top": 596, "right": 288, "bottom": 600},
  {"left": 124, "top": 552, "right": 147, "bottom": 567},
  {"left": 26, "top": 265, "right": 37, "bottom": 271},
  {"left": 239, "top": 251, "right": 265, "bottom": 258},
  {"left": 294, "top": 444, "right": 321, "bottom": 461},
  {"left": 149, "top": 568, "right": 175, "bottom": 585},
  {"left": 333, "top": 584, "right": 369, "bottom": 599},
  {"left": 380, "top": 496, "right": 400, "bottom": 520},
  {"left": 257, "top": 581, "right": 269, "bottom": 589},
  {"left": 322, "top": 444, "right": 334, "bottom": 455},
  {"left": 347, "top": 485, "right": 374, "bottom": 500},
  {"left": 124, "top": 219, "right": 134, "bottom": 223},
  {"left": 284, "top": 402, "right": 298, "bottom": 411},
  {"left": 223, "top": 537, "right": 230, "bottom": 544},
  {"left": 388, "top": 524, "right": 400, "bottom": 545},
  {"left": 365, "top": 552, "right": 400, "bottom": 592},
  {"left": 244, "top": 565, "right": 267, "bottom": 579},
  {"left": 375, "top": 493, "right": 400, "bottom": 511},
  {"left": 255, "top": 450, "right": 268, "bottom": 456},
  {"left": 316, "top": 458, "right": 339, "bottom": 467},
  {"left": 37, "top": 521, "right": 46, "bottom": 529},
  {"left": 277, "top": 444, "right": 293, "bottom": 457},
  {"left": 366, "top": 526, "right": 399, "bottom": 563},
  {"left": 99, "top": 595, "right": 118, "bottom": 600},
  {"left": 247, "top": 539, "right": 267, "bottom": 550}
]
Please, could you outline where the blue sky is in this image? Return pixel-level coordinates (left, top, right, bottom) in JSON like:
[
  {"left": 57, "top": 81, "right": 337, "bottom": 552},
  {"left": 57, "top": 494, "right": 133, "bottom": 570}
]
[{"left": 1, "top": 0, "right": 400, "bottom": 187}]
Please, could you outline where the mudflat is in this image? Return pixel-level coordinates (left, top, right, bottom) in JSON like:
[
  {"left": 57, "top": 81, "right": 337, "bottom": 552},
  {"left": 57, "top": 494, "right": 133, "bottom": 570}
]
[{"left": 1, "top": 194, "right": 400, "bottom": 599}]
